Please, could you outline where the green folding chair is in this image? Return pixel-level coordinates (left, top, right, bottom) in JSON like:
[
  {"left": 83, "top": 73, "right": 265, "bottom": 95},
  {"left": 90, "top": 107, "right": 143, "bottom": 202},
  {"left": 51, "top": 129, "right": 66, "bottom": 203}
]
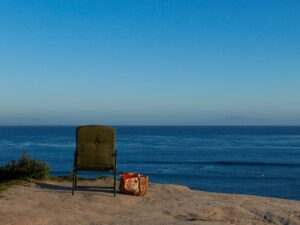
[{"left": 72, "top": 125, "right": 117, "bottom": 196}]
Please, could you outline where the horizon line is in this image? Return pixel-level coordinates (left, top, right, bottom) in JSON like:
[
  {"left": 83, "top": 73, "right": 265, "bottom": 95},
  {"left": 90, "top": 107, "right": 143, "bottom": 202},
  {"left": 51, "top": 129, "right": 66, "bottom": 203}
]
[{"left": 1, "top": 124, "right": 300, "bottom": 127}]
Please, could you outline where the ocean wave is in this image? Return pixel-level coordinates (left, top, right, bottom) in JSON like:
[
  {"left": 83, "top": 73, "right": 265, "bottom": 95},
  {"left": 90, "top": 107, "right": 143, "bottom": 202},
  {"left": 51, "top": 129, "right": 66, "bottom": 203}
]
[
  {"left": 208, "top": 161, "right": 300, "bottom": 167},
  {"left": 0, "top": 141, "right": 74, "bottom": 148},
  {"left": 34, "top": 143, "right": 74, "bottom": 148},
  {"left": 120, "top": 160, "right": 300, "bottom": 167}
]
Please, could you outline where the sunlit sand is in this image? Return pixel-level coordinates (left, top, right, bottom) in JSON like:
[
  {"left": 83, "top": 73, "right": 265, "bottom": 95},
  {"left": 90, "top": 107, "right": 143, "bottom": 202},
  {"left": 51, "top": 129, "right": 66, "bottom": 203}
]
[{"left": 1, "top": 177, "right": 300, "bottom": 225}]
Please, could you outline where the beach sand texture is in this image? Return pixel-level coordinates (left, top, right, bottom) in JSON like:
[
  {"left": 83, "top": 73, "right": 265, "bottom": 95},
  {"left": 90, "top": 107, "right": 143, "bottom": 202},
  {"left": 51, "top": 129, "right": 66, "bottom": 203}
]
[{"left": 1, "top": 177, "right": 300, "bottom": 225}]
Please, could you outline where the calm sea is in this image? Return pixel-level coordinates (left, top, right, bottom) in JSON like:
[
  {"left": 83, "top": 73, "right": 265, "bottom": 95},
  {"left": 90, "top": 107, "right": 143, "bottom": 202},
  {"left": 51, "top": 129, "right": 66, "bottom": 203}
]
[{"left": 0, "top": 126, "right": 300, "bottom": 200}]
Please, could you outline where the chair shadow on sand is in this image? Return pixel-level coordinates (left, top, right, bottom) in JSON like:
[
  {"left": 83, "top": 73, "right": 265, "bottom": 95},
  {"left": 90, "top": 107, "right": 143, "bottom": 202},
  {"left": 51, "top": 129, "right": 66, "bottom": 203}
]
[{"left": 36, "top": 182, "right": 119, "bottom": 197}]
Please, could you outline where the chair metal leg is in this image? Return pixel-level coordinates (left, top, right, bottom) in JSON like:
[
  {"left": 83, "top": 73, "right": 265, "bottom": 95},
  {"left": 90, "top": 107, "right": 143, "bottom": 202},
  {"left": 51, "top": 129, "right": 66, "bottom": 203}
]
[
  {"left": 114, "top": 168, "right": 117, "bottom": 197},
  {"left": 114, "top": 150, "right": 117, "bottom": 197},
  {"left": 73, "top": 150, "right": 77, "bottom": 196},
  {"left": 72, "top": 169, "right": 75, "bottom": 196},
  {"left": 75, "top": 170, "right": 78, "bottom": 190}
]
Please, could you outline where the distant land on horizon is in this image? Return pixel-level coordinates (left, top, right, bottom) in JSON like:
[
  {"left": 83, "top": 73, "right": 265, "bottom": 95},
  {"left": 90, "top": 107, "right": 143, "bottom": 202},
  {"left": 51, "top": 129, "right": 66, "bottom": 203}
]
[{"left": 0, "top": 115, "right": 299, "bottom": 126}]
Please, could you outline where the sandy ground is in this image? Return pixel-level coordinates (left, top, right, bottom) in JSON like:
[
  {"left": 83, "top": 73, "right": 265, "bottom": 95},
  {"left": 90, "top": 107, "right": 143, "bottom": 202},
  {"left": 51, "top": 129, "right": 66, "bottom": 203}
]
[{"left": 1, "top": 178, "right": 300, "bottom": 225}]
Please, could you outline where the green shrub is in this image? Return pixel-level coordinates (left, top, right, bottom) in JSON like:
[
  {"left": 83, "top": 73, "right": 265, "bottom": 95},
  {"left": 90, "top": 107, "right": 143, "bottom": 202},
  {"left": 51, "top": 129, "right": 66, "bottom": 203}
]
[{"left": 0, "top": 153, "right": 50, "bottom": 181}]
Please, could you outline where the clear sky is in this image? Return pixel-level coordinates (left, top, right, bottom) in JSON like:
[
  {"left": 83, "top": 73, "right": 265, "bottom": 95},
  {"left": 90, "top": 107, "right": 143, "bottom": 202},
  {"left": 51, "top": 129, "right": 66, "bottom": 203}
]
[{"left": 0, "top": 0, "right": 299, "bottom": 125}]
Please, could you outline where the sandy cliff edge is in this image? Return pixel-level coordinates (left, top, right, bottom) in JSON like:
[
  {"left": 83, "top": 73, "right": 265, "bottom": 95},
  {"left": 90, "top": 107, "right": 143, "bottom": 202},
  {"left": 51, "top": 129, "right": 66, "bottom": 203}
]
[{"left": 0, "top": 177, "right": 300, "bottom": 225}]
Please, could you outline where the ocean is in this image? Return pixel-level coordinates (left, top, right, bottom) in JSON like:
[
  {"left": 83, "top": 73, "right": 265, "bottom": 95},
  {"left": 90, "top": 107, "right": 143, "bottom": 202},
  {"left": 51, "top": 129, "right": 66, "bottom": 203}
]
[{"left": 0, "top": 126, "right": 300, "bottom": 200}]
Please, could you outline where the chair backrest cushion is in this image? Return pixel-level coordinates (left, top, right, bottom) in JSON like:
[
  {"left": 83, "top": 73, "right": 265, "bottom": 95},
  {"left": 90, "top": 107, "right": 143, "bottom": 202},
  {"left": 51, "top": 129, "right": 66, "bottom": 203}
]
[{"left": 76, "top": 125, "right": 116, "bottom": 171}]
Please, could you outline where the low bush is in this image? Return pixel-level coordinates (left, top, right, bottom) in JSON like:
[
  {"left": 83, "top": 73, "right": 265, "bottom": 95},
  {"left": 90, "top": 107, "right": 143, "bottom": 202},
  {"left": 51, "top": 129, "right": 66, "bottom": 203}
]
[{"left": 0, "top": 153, "right": 50, "bottom": 181}]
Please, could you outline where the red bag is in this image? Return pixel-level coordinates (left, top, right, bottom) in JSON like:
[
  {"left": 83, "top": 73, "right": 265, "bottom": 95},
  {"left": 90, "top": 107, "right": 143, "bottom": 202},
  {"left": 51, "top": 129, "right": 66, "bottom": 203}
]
[{"left": 119, "top": 173, "right": 148, "bottom": 196}]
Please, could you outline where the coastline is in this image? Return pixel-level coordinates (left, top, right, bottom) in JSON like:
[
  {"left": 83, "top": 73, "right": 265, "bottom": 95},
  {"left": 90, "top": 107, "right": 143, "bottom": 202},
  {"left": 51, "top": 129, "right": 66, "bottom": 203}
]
[
  {"left": 2, "top": 125, "right": 300, "bottom": 200},
  {"left": 1, "top": 177, "right": 300, "bottom": 225}
]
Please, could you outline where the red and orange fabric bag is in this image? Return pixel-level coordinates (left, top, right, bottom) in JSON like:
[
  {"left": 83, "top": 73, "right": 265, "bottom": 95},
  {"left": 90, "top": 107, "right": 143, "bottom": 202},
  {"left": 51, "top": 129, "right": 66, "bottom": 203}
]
[{"left": 119, "top": 173, "right": 148, "bottom": 196}]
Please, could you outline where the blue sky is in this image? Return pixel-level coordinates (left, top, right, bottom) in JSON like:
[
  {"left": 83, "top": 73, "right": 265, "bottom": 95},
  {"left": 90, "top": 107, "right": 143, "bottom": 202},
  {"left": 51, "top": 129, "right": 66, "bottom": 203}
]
[{"left": 0, "top": 0, "right": 299, "bottom": 125}]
